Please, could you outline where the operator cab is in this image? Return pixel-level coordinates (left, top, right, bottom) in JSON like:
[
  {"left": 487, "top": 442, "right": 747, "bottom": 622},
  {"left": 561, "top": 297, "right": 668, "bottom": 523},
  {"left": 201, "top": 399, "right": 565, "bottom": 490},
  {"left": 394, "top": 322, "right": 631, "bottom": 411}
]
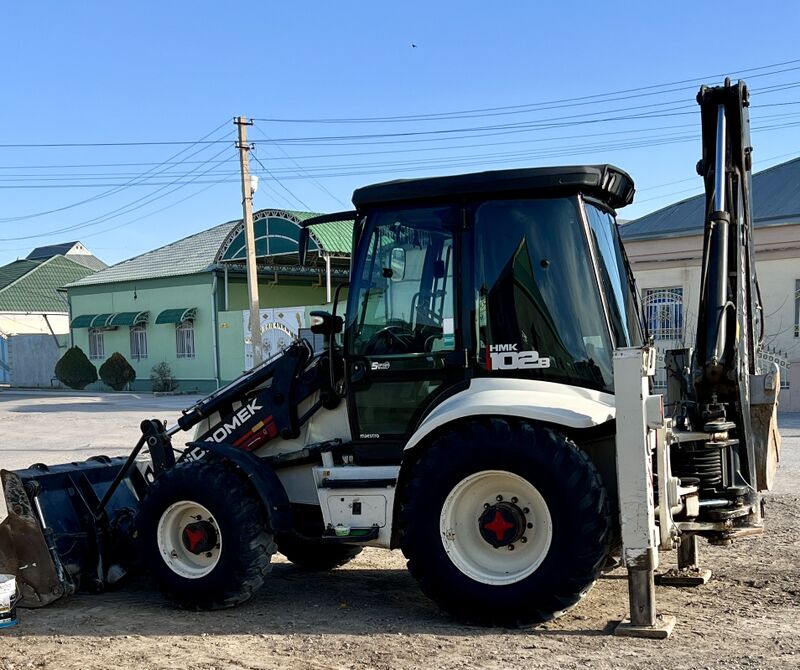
[{"left": 307, "top": 165, "right": 644, "bottom": 445}]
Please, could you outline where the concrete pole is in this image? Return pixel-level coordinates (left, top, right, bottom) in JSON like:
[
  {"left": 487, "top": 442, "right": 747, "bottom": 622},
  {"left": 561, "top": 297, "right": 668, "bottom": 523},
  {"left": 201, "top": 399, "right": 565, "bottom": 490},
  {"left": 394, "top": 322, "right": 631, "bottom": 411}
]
[{"left": 236, "top": 116, "right": 263, "bottom": 367}]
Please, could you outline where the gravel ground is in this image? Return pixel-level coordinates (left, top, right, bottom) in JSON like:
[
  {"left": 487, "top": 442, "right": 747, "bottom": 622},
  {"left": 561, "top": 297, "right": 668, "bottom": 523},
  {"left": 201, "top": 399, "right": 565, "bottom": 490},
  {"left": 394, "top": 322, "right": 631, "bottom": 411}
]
[{"left": 0, "top": 390, "right": 798, "bottom": 670}]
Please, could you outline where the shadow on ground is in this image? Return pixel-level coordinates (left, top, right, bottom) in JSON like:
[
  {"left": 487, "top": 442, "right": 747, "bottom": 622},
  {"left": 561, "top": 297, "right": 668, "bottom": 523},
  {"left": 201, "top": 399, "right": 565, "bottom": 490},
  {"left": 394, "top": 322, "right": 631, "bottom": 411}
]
[{"left": 13, "top": 564, "right": 618, "bottom": 639}]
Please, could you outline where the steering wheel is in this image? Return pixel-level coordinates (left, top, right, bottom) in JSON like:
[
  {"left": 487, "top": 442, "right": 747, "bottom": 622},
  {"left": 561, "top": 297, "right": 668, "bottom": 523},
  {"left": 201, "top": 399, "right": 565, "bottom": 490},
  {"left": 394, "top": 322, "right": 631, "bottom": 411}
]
[{"left": 364, "top": 326, "right": 416, "bottom": 355}]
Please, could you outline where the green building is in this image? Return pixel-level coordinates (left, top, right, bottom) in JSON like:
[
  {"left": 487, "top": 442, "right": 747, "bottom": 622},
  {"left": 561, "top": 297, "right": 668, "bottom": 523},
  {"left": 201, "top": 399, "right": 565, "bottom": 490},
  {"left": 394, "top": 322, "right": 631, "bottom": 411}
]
[{"left": 65, "top": 209, "right": 351, "bottom": 392}]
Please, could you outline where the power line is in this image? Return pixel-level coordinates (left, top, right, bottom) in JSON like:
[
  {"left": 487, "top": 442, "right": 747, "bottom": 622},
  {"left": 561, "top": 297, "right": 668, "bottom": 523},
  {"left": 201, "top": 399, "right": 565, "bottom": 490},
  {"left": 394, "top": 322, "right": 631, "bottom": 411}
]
[
  {"left": 0, "top": 120, "right": 234, "bottom": 223},
  {"left": 250, "top": 151, "right": 312, "bottom": 211},
  {"left": 0, "top": 144, "right": 237, "bottom": 241},
  {"left": 252, "top": 59, "right": 800, "bottom": 124}
]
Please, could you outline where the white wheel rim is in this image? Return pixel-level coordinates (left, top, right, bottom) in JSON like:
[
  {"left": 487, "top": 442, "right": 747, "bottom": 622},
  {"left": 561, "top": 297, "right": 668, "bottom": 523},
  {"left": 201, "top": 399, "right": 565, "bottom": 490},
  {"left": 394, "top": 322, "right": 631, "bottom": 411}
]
[
  {"left": 440, "top": 470, "right": 553, "bottom": 586},
  {"left": 156, "top": 500, "right": 222, "bottom": 579}
]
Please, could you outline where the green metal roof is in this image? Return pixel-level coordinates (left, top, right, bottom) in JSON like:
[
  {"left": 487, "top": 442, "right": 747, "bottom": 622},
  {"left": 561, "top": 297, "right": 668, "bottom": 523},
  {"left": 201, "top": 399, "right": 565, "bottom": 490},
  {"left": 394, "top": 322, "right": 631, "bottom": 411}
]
[
  {"left": 66, "top": 209, "right": 354, "bottom": 289},
  {"left": 155, "top": 307, "right": 196, "bottom": 324},
  {"left": 108, "top": 311, "right": 149, "bottom": 326},
  {"left": 0, "top": 255, "right": 97, "bottom": 313},
  {"left": 71, "top": 314, "right": 97, "bottom": 328},
  {"left": 66, "top": 221, "right": 239, "bottom": 288}
]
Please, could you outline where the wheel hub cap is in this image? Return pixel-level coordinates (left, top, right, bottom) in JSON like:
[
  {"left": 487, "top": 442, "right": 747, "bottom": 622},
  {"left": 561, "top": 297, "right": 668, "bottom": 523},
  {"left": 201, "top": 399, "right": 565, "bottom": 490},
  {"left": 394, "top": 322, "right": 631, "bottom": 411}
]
[
  {"left": 181, "top": 520, "right": 218, "bottom": 555},
  {"left": 479, "top": 502, "right": 525, "bottom": 548}
]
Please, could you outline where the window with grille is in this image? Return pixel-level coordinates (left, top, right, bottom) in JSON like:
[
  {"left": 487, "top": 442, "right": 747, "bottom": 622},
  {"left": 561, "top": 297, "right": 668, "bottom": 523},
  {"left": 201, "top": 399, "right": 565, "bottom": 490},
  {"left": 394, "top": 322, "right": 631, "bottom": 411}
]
[
  {"left": 88, "top": 328, "right": 104, "bottom": 360},
  {"left": 643, "top": 287, "right": 684, "bottom": 340},
  {"left": 176, "top": 320, "right": 195, "bottom": 358},
  {"left": 795, "top": 279, "right": 799, "bottom": 337},
  {"left": 130, "top": 325, "right": 148, "bottom": 360}
]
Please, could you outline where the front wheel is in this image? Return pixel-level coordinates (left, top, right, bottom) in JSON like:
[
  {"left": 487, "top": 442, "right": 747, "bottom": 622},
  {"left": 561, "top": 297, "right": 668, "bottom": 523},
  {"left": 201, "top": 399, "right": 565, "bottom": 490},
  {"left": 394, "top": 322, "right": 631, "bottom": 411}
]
[
  {"left": 136, "top": 461, "right": 276, "bottom": 610},
  {"left": 399, "top": 418, "right": 611, "bottom": 626}
]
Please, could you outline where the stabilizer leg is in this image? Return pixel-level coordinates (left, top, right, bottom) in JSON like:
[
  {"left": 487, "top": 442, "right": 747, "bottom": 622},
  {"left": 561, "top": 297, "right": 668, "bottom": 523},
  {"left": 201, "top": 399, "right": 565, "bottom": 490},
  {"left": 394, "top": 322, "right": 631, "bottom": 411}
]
[{"left": 657, "top": 534, "right": 712, "bottom": 586}]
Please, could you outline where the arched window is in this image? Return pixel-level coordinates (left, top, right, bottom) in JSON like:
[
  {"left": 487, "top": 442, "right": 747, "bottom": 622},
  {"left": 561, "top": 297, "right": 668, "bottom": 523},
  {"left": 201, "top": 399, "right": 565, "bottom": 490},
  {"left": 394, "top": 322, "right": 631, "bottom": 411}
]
[{"left": 176, "top": 320, "right": 195, "bottom": 358}]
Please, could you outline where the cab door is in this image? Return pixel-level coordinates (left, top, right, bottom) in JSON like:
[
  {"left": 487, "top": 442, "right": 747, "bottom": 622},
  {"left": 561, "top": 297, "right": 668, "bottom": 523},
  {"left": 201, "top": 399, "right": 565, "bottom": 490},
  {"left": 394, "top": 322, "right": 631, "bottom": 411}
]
[{"left": 344, "top": 205, "right": 466, "bottom": 444}]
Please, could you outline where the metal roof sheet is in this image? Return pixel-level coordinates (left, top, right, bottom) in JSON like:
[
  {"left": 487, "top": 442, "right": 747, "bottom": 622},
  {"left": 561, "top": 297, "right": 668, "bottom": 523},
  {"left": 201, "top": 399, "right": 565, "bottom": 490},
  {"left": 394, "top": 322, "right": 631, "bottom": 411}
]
[
  {"left": 66, "top": 209, "right": 354, "bottom": 288},
  {"left": 0, "top": 256, "right": 96, "bottom": 313},
  {"left": 155, "top": 307, "right": 196, "bottom": 324},
  {"left": 108, "top": 311, "right": 149, "bottom": 326},
  {"left": 620, "top": 156, "right": 800, "bottom": 241}
]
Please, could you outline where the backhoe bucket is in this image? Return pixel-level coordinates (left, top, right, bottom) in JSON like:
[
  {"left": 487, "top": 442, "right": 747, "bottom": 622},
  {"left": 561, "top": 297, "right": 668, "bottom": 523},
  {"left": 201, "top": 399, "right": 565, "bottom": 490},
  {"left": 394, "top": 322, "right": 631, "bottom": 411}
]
[{"left": 0, "top": 457, "right": 147, "bottom": 608}]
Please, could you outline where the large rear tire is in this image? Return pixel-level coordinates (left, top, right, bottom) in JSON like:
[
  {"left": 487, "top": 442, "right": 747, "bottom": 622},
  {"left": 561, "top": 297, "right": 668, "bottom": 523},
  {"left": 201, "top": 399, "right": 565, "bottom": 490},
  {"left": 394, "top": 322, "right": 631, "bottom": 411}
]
[
  {"left": 135, "top": 461, "right": 275, "bottom": 610},
  {"left": 399, "top": 417, "right": 610, "bottom": 626}
]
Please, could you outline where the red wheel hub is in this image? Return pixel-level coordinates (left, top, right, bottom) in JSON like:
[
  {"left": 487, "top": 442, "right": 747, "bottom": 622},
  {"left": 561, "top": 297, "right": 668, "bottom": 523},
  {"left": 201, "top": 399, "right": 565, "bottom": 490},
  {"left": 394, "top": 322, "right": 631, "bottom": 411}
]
[
  {"left": 181, "top": 520, "right": 218, "bottom": 555},
  {"left": 478, "top": 502, "right": 526, "bottom": 548}
]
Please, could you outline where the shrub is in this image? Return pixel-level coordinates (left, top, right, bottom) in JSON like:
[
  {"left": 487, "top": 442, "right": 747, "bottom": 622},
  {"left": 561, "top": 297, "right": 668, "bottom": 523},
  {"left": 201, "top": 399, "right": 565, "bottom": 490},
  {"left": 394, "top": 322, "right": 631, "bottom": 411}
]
[
  {"left": 54, "top": 346, "right": 98, "bottom": 390},
  {"left": 99, "top": 352, "right": 136, "bottom": 391},
  {"left": 150, "top": 361, "right": 178, "bottom": 392}
]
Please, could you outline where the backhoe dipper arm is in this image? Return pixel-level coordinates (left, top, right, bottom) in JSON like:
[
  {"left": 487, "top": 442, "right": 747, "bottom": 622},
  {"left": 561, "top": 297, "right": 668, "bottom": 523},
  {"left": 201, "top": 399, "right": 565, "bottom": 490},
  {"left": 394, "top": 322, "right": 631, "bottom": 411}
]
[{"left": 693, "top": 79, "right": 760, "bottom": 487}]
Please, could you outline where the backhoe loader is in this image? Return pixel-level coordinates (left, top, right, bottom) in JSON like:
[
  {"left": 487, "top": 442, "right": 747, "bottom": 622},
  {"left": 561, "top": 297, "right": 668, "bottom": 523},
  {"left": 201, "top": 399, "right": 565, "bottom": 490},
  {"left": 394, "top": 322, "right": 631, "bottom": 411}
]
[{"left": 0, "top": 79, "right": 780, "bottom": 636}]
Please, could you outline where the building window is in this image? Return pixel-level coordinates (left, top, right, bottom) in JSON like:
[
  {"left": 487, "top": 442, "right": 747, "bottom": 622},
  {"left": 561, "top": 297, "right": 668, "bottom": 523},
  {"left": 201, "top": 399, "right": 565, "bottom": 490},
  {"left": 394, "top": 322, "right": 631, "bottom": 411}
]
[
  {"left": 130, "top": 325, "right": 148, "bottom": 360},
  {"left": 176, "top": 320, "right": 195, "bottom": 358},
  {"left": 644, "top": 287, "right": 684, "bottom": 340},
  {"left": 795, "top": 279, "right": 799, "bottom": 337},
  {"left": 88, "top": 328, "right": 104, "bottom": 360}
]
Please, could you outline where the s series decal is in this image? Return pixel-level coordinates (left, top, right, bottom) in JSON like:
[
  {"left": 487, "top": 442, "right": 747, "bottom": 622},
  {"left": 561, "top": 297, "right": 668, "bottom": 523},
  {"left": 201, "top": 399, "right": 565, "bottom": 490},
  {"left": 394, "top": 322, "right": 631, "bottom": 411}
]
[{"left": 486, "top": 344, "right": 551, "bottom": 371}]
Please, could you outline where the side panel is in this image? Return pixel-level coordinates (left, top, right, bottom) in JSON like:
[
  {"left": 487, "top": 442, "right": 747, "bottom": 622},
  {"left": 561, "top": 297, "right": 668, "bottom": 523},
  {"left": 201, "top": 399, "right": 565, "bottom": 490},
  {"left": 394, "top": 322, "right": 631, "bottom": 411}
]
[{"left": 404, "top": 377, "right": 616, "bottom": 452}]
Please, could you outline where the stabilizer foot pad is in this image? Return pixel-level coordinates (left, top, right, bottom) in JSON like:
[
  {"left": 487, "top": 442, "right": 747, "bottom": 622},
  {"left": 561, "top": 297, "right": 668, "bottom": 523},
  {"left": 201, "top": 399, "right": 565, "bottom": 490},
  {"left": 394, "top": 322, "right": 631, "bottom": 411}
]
[
  {"left": 656, "top": 568, "right": 712, "bottom": 587},
  {"left": 614, "top": 615, "right": 676, "bottom": 639}
]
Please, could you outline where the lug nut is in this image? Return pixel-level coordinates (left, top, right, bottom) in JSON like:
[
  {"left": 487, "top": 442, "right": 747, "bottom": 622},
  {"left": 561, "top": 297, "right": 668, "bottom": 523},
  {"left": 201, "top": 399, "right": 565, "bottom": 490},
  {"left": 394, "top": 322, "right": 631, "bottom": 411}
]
[
  {"left": 521, "top": 537, "right": 528, "bottom": 543},
  {"left": 484, "top": 503, "right": 490, "bottom": 509},
  {"left": 523, "top": 507, "right": 530, "bottom": 514},
  {"left": 507, "top": 544, "right": 515, "bottom": 551},
  {"left": 527, "top": 522, "right": 533, "bottom": 529},
  {"left": 496, "top": 495, "right": 503, "bottom": 502},
  {"left": 206, "top": 552, "right": 213, "bottom": 558},
  {"left": 511, "top": 497, "right": 518, "bottom": 504}
]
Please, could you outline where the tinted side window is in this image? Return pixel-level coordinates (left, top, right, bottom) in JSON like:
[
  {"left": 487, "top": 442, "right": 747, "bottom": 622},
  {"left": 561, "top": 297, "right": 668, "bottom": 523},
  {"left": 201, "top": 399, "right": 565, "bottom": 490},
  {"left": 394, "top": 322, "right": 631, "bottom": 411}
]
[{"left": 474, "top": 198, "right": 614, "bottom": 392}]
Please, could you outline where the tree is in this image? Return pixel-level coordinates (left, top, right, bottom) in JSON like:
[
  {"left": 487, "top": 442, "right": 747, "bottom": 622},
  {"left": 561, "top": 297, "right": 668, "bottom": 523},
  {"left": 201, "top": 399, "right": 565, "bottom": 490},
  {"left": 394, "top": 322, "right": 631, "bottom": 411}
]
[
  {"left": 99, "top": 352, "right": 136, "bottom": 391},
  {"left": 54, "top": 346, "right": 97, "bottom": 390}
]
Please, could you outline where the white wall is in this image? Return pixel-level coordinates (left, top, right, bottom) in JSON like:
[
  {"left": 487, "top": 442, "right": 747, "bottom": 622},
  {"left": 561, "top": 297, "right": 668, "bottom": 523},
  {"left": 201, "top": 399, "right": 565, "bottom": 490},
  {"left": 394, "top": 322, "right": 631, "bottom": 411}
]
[{"left": 0, "top": 313, "right": 69, "bottom": 336}]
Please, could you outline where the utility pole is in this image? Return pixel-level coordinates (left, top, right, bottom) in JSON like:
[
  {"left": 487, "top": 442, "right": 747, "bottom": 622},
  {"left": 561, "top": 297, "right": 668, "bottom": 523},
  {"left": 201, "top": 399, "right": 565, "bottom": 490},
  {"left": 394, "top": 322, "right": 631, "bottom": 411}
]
[{"left": 235, "top": 116, "right": 263, "bottom": 367}]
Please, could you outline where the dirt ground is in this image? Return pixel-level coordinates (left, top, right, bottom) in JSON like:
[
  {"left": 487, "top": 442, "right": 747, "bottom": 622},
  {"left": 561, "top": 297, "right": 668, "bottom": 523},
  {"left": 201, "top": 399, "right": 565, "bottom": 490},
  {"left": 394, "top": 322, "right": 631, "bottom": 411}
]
[{"left": 0, "top": 390, "right": 798, "bottom": 670}]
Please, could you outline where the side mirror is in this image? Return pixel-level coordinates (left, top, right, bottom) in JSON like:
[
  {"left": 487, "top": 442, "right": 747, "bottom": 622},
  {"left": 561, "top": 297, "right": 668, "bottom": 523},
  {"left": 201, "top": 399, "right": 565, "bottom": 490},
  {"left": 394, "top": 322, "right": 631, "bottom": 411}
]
[
  {"left": 298, "top": 227, "right": 310, "bottom": 266},
  {"left": 390, "top": 247, "right": 406, "bottom": 281}
]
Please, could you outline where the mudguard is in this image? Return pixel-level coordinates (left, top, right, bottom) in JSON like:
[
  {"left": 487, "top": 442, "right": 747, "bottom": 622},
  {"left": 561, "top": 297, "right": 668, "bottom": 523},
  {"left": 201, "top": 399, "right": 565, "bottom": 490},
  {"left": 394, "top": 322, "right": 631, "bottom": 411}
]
[
  {"left": 183, "top": 441, "right": 292, "bottom": 534},
  {"left": 405, "top": 377, "right": 616, "bottom": 452}
]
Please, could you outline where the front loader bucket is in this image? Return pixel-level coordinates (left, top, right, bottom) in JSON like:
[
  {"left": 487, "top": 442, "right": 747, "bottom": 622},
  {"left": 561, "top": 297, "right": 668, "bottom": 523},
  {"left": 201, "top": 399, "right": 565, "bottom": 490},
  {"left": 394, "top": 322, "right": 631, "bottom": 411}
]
[
  {"left": 0, "top": 457, "right": 148, "bottom": 608},
  {"left": 0, "top": 470, "right": 65, "bottom": 607}
]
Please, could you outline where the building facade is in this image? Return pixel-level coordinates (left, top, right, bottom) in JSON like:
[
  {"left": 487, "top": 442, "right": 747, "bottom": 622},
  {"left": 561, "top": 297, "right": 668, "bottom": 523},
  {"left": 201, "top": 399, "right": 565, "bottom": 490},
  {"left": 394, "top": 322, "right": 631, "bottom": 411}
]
[{"left": 65, "top": 209, "right": 351, "bottom": 393}]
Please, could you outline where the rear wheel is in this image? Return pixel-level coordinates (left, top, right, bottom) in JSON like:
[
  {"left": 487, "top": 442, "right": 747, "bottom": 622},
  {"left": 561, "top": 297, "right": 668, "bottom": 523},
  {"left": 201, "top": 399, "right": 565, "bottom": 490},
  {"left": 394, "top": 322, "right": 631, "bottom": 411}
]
[
  {"left": 399, "top": 417, "right": 610, "bottom": 626},
  {"left": 136, "top": 461, "right": 275, "bottom": 609}
]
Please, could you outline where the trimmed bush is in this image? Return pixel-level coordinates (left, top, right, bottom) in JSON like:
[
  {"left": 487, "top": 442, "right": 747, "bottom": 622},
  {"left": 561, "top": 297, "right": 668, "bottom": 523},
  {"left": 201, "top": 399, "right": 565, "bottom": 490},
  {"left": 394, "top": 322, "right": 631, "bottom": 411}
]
[
  {"left": 54, "top": 346, "right": 98, "bottom": 390},
  {"left": 150, "top": 361, "right": 178, "bottom": 392},
  {"left": 99, "top": 352, "right": 136, "bottom": 391}
]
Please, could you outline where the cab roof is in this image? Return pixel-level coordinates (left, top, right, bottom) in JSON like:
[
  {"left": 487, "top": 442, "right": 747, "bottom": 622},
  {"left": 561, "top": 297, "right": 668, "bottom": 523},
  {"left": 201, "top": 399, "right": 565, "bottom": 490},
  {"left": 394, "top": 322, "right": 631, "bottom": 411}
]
[{"left": 352, "top": 164, "right": 635, "bottom": 211}]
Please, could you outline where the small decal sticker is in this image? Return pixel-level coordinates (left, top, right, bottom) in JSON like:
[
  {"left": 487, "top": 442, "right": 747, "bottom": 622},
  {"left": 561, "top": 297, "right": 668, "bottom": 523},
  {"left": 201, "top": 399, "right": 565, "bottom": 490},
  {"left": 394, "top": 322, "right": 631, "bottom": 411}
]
[
  {"left": 486, "top": 344, "right": 551, "bottom": 370},
  {"left": 371, "top": 361, "right": 391, "bottom": 371}
]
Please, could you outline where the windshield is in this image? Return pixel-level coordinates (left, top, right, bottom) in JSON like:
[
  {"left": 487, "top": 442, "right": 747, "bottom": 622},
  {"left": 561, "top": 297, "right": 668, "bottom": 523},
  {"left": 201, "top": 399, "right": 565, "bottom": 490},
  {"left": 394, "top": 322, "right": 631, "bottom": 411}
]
[
  {"left": 346, "top": 205, "right": 457, "bottom": 356},
  {"left": 474, "top": 197, "right": 616, "bottom": 392},
  {"left": 583, "top": 202, "right": 644, "bottom": 347}
]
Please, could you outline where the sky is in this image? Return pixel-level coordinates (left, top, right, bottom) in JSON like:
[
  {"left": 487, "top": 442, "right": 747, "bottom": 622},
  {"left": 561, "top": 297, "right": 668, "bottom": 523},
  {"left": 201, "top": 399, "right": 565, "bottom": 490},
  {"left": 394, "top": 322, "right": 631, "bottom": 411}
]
[{"left": 1, "top": 1, "right": 799, "bottom": 267}]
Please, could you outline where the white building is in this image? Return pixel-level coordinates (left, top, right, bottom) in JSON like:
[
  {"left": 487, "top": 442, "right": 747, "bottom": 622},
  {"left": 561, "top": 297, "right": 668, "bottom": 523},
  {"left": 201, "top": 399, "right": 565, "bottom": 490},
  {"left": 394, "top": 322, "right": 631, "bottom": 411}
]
[{"left": 620, "top": 157, "right": 800, "bottom": 412}]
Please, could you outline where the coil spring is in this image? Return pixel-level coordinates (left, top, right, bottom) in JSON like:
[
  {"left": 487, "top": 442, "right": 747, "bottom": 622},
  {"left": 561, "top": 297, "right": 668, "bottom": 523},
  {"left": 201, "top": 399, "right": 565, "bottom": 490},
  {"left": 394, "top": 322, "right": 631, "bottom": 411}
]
[{"left": 670, "top": 444, "right": 724, "bottom": 491}]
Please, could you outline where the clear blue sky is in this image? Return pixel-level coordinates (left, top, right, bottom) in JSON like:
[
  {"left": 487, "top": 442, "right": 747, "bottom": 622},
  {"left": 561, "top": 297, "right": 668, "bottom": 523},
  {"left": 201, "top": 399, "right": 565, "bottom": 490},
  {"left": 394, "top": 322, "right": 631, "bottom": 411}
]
[{"left": 1, "top": 1, "right": 799, "bottom": 266}]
